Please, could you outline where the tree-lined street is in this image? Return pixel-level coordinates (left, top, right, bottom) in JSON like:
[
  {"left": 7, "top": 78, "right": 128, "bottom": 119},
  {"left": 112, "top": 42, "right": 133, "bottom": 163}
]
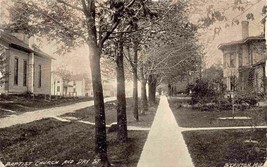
[{"left": 0, "top": 0, "right": 266, "bottom": 166}]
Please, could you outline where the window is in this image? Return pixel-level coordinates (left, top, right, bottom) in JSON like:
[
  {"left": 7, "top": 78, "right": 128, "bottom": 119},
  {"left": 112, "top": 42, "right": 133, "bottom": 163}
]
[
  {"left": 23, "top": 60, "right": 27, "bottom": 86},
  {"left": 14, "top": 58, "right": 19, "bottom": 85},
  {"left": 57, "top": 86, "right": 60, "bottom": 92},
  {"left": 230, "top": 53, "right": 236, "bottom": 68},
  {"left": 38, "top": 65, "right": 42, "bottom": 88},
  {"left": 223, "top": 54, "right": 226, "bottom": 68}
]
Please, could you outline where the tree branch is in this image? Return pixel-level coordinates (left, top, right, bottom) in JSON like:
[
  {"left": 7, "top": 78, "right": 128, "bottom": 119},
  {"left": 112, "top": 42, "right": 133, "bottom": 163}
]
[
  {"left": 57, "top": 0, "right": 83, "bottom": 11},
  {"left": 23, "top": 1, "right": 86, "bottom": 40},
  {"left": 126, "top": 0, "right": 137, "bottom": 8},
  {"left": 100, "top": 21, "right": 120, "bottom": 47}
]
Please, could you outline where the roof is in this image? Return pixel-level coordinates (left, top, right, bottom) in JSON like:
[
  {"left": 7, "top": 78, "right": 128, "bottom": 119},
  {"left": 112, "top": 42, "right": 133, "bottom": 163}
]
[
  {"left": 0, "top": 30, "right": 33, "bottom": 52},
  {"left": 218, "top": 35, "right": 265, "bottom": 50},
  {"left": 0, "top": 31, "right": 54, "bottom": 60}
]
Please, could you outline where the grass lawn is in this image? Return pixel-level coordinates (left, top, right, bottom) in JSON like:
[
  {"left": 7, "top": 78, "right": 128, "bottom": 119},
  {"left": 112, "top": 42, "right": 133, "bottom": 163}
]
[
  {"left": 0, "top": 97, "right": 159, "bottom": 166},
  {"left": 168, "top": 98, "right": 267, "bottom": 128},
  {"left": 183, "top": 129, "right": 267, "bottom": 167},
  {"left": 0, "top": 118, "right": 148, "bottom": 167},
  {"left": 63, "top": 98, "right": 159, "bottom": 127},
  {"left": 0, "top": 95, "right": 93, "bottom": 118}
]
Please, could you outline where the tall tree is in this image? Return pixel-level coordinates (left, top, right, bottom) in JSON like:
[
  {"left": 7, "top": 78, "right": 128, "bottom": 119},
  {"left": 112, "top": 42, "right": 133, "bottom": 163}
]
[
  {"left": 120, "top": 0, "right": 159, "bottom": 119},
  {"left": 102, "top": 0, "right": 158, "bottom": 139},
  {"left": 140, "top": 1, "right": 202, "bottom": 100},
  {"left": 140, "top": 62, "right": 148, "bottom": 113},
  {"left": 5, "top": 0, "right": 140, "bottom": 165},
  {"left": 115, "top": 35, "right": 127, "bottom": 142}
]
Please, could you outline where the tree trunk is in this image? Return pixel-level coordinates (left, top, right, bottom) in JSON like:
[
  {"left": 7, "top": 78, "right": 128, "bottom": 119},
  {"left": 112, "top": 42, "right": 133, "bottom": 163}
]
[
  {"left": 141, "top": 79, "right": 148, "bottom": 114},
  {"left": 133, "top": 43, "right": 138, "bottom": 121},
  {"left": 152, "top": 79, "right": 157, "bottom": 99},
  {"left": 84, "top": 1, "right": 111, "bottom": 165},
  {"left": 140, "top": 65, "right": 148, "bottom": 114},
  {"left": 171, "top": 85, "right": 174, "bottom": 96},
  {"left": 148, "top": 75, "right": 156, "bottom": 104},
  {"left": 116, "top": 39, "right": 128, "bottom": 142},
  {"left": 88, "top": 45, "right": 109, "bottom": 163}
]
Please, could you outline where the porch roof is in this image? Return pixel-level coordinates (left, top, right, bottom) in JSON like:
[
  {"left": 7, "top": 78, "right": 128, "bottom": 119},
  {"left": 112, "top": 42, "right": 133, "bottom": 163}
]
[{"left": 218, "top": 35, "right": 265, "bottom": 50}]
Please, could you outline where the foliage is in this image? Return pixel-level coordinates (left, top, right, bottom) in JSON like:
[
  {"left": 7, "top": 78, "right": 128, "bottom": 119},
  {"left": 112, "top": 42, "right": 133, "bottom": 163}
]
[
  {"left": 202, "top": 65, "right": 226, "bottom": 92},
  {"left": 189, "top": 79, "right": 217, "bottom": 105},
  {"left": 53, "top": 67, "right": 72, "bottom": 81},
  {"left": 188, "top": 65, "right": 226, "bottom": 110},
  {"left": 234, "top": 93, "right": 260, "bottom": 106},
  {"left": 140, "top": 1, "right": 203, "bottom": 86},
  {"left": 5, "top": 0, "right": 154, "bottom": 53},
  {"left": 187, "top": 0, "right": 262, "bottom": 28}
]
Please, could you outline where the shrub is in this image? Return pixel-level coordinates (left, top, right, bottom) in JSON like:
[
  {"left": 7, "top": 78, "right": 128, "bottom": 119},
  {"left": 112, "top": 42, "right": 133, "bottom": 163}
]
[
  {"left": 234, "top": 93, "right": 259, "bottom": 106},
  {"left": 189, "top": 79, "right": 217, "bottom": 105}
]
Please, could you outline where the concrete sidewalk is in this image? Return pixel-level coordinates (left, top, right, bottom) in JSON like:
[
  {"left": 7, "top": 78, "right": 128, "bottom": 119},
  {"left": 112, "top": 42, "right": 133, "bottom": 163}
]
[
  {"left": 137, "top": 96, "right": 194, "bottom": 167},
  {"left": 0, "top": 97, "right": 115, "bottom": 129}
]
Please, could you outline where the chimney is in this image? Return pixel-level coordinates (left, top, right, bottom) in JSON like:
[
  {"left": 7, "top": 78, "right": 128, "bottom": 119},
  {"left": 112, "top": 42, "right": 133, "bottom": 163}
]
[{"left": 241, "top": 21, "right": 249, "bottom": 39}]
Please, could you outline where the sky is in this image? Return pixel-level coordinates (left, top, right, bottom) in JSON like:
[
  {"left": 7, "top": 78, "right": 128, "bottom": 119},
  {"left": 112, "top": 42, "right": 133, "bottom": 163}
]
[
  {"left": 35, "top": 39, "right": 91, "bottom": 75},
  {"left": 0, "top": 0, "right": 266, "bottom": 73}
]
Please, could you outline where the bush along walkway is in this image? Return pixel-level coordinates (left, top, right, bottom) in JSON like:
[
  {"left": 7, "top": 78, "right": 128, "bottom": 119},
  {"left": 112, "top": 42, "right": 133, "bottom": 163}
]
[
  {"left": 0, "top": 97, "right": 115, "bottom": 129},
  {"left": 137, "top": 96, "right": 194, "bottom": 167}
]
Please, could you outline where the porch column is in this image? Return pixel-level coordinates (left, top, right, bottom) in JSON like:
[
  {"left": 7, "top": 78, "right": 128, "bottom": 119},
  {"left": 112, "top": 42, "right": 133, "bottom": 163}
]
[{"left": 28, "top": 53, "right": 34, "bottom": 94}]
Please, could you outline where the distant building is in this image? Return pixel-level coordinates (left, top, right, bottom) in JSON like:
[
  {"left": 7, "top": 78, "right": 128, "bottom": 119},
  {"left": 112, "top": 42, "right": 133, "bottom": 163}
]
[
  {"left": 51, "top": 73, "right": 87, "bottom": 97},
  {"left": 51, "top": 72, "right": 64, "bottom": 96},
  {"left": 0, "top": 31, "right": 54, "bottom": 95},
  {"left": 219, "top": 20, "right": 266, "bottom": 93},
  {"left": 67, "top": 77, "right": 86, "bottom": 97}
]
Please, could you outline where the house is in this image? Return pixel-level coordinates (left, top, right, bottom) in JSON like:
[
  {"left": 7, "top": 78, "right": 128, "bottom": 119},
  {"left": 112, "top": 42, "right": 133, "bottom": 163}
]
[
  {"left": 218, "top": 20, "right": 266, "bottom": 93},
  {"left": 0, "top": 31, "right": 54, "bottom": 95},
  {"left": 51, "top": 72, "right": 64, "bottom": 96},
  {"left": 51, "top": 73, "right": 87, "bottom": 97},
  {"left": 67, "top": 76, "right": 86, "bottom": 97}
]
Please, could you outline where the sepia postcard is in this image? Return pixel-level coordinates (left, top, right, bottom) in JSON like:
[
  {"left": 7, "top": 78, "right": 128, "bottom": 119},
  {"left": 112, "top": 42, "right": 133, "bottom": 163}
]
[{"left": 0, "top": 0, "right": 266, "bottom": 166}]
